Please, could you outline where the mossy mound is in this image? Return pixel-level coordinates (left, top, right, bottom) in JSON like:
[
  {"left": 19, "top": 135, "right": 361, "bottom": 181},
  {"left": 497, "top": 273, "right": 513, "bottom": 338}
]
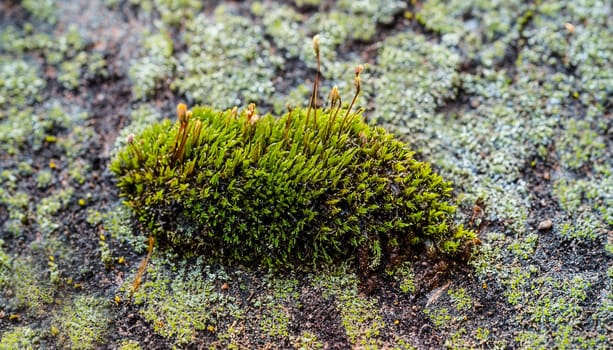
[{"left": 111, "top": 103, "right": 476, "bottom": 272}]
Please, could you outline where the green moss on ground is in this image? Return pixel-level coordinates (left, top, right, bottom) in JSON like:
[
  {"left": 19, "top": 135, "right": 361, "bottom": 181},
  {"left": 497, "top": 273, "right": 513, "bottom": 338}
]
[{"left": 111, "top": 103, "right": 475, "bottom": 272}]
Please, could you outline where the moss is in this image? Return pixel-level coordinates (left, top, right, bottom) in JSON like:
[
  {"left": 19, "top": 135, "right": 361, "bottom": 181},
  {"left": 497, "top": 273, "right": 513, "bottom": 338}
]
[
  {"left": 111, "top": 101, "right": 475, "bottom": 272},
  {"left": 0, "top": 326, "right": 41, "bottom": 350},
  {"left": 53, "top": 296, "right": 111, "bottom": 350},
  {"left": 508, "top": 233, "right": 538, "bottom": 260},
  {"left": 423, "top": 307, "right": 451, "bottom": 328}
]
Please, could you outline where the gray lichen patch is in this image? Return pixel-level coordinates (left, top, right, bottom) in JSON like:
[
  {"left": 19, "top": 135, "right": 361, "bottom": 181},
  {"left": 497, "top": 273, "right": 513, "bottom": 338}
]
[
  {"left": 129, "top": 31, "right": 175, "bottom": 100},
  {"left": 373, "top": 32, "right": 461, "bottom": 124},
  {"left": 52, "top": 295, "right": 111, "bottom": 350},
  {"left": 123, "top": 255, "right": 242, "bottom": 346},
  {"left": 172, "top": 6, "right": 283, "bottom": 110}
]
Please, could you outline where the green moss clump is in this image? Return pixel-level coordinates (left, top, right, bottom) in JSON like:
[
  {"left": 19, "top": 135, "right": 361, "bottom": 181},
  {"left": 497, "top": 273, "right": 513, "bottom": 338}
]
[{"left": 111, "top": 101, "right": 475, "bottom": 272}]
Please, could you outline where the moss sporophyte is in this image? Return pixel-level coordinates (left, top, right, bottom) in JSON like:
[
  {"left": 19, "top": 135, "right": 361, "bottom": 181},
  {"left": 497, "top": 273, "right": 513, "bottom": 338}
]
[{"left": 111, "top": 49, "right": 476, "bottom": 278}]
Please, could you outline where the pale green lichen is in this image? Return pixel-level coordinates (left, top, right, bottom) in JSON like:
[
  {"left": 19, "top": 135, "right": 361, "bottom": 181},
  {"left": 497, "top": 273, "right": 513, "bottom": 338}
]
[
  {"left": 291, "top": 331, "right": 324, "bottom": 350},
  {"left": 292, "top": 0, "right": 322, "bottom": 7},
  {"left": 118, "top": 340, "right": 142, "bottom": 350},
  {"left": 0, "top": 100, "right": 89, "bottom": 157},
  {"left": 99, "top": 235, "right": 113, "bottom": 269},
  {"left": 0, "top": 246, "right": 54, "bottom": 311},
  {"left": 511, "top": 274, "right": 606, "bottom": 349},
  {"left": 416, "top": 0, "right": 525, "bottom": 65},
  {"left": 128, "top": 0, "right": 202, "bottom": 26},
  {"left": 554, "top": 176, "right": 612, "bottom": 227},
  {"left": 374, "top": 32, "right": 460, "bottom": 124},
  {"left": 559, "top": 211, "right": 607, "bottom": 241},
  {"left": 173, "top": 7, "right": 283, "bottom": 109},
  {"left": 557, "top": 119, "right": 606, "bottom": 171},
  {"left": 312, "top": 267, "right": 385, "bottom": 347},
  {"left": 447, "top": 287, "right": 472, "bottom": 312},
  {"left": 36, "top": 170, "right": 54, "bottom": 189},
  {"left": 0, "top": 326, "right": 41, "bottom": 350},
  {"left": 53, "top": 296, "right": 111, "bottom": 350},
  {"left": 22, "top": 0, "right": 57, "bottom": 24},
  {"left": 86, "top": 209, "right": 103, "bottom": 227},
  {"left": 337, "top": 0, "right": 406, "bottom": 25},
  {"left": 0, "top": 58, "right": 45, "bottom": 110},
  {"left": 127, "top": 256, "right": 242, "bottom": 345},
  {"left": 68, "top": 159, "right": 91, "bottom": 185},
  {"left": 0, "top": 187, "right": 30, "bottom": 237},
  {"left": 256, "top": 3, "right": 307, "bottom": 59},
  {"left": 36, "top": 187, "right": 74, "bottom": 236},
  {"left": 129, "top": 31, "right": 175, "bottom": 99},
  {"left": 259, "top": 277, "right": 300, "bottom": 337},
  {"left": 0, "top": 23, "right": 106, "bottom": 90},
  {"left": 102, "top": 202, "right": 147, "bottom": 253}
]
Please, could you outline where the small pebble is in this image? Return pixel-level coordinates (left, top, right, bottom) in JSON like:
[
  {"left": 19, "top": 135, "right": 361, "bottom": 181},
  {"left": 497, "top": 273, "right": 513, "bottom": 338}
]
[{"left": 537, "top": 219, "right": 553, "bottom": 231}]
